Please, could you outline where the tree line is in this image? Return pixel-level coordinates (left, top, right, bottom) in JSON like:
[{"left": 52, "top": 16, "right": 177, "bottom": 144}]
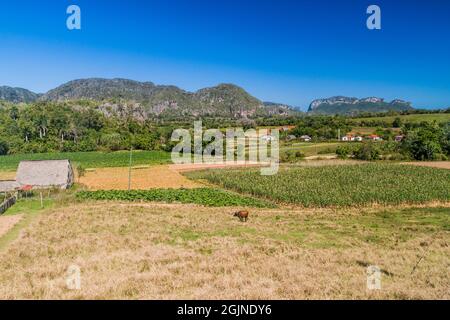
[
  {"left": 0, "top": 101, "right": 449, "bottom": 162},
  {"left": 0, "top": 101, "right": 176, "bottom": 155}
]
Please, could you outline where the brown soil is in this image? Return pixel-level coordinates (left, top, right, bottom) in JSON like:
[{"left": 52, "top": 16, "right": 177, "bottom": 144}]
[
  {"left": 401, "top": 161, "right": 450, "bottom": 170},
  {"left": 78, "top": 165, "right": 202, "bottom": 190}
]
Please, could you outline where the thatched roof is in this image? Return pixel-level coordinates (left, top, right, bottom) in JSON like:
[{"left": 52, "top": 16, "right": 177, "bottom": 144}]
[
  {"left": 16, "top": 160, "right": 74, "bottom": 189},
  {"left": 0, "top": 180, "right": 20, "bottom": 193}
]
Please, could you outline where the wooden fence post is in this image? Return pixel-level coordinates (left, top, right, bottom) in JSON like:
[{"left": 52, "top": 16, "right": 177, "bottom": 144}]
[{"left": 0, "top": 195, "right": 17, "bottom": 215}]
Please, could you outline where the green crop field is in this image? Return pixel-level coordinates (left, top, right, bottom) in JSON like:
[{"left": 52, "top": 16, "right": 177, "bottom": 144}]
[
  {"left": 187, "top": 163, "right": 450, "bottom": 207},
  {"left": 353, "top": 113, "right": 450, "bottom": 125},
  {"left": 77, "top": 188, "right": 274, "bottom": 208},
  {"left": 281, "top": 142, "right": 345, "bottom": 156},
  {"left": 0, "top": 150, "right": 172, "bottom": 171}
]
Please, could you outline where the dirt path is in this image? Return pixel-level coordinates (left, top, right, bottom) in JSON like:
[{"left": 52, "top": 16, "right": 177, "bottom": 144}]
[
  {"left": 169, "top": 161, "right": 264, "bottom": 172},
  {"left": 304, "top": 155, "right": 337, "bottom": 160},
  {"left": 401, "top": 161, "right": 450, "bottom": 170},
  {"left": 0, "top": 214, "right": 23, "bottom": 239}
]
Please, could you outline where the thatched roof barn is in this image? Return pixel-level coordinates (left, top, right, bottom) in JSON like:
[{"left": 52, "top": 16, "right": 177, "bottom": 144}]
[{"left": 16, "top": 160, "right": 74, "bottom": 190}]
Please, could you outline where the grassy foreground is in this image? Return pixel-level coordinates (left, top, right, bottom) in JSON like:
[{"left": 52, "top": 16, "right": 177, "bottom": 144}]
[
  {"left": 187, "top": 164, "right": 450, "bottom": 207},
  {"left": 0, "top": 150, "right": 171, "bottom": 171},
  {"left": 77, "top": 188, "right": 274, "bottom": 208},
  {"left": 0, "top": 202, "right": 448, "bottom": 299}
]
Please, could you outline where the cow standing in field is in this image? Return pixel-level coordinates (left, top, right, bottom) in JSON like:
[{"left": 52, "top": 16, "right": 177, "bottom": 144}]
[{"left": 233, "top": 210, "right": 249, "bottom": 222}]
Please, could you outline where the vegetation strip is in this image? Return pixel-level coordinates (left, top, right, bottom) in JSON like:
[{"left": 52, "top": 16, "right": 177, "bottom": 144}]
[
  {"left": 187, "top": 164, "right": 450, "bottom": 207},
  {"left": 0, "top": 150, "right": 171, "bottom": 171},
  {"left": 76, "top": 188, "right": 275, "bottom": 208}
]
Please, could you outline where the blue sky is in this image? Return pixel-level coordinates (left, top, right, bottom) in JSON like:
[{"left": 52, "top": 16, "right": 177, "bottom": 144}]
[{"left": 0, "top": 0, "right": 449, "bottom": 109}]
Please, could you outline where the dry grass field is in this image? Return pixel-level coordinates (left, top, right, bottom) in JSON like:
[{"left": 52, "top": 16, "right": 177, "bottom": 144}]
[
  {"left": 348, "top": 127, "right": 402, "bottom": 135},
  {"left": 0, "top": 171, "right": 16, "bottom": 180},
  {"left": 0, "top": 201, "right": 448, "bottom": 299},
  {"left": 78, "top": 165, "right": 202, "bottom": 190}
]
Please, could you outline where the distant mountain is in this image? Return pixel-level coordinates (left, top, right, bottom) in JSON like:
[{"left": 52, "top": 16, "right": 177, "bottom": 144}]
[
  {"left": 41, "top": 78, "right": 165, "bottom": 101},
  {"left": 1, "top": 79, "right": 417, "bottom": 118},
  {"left": 0, "top": 86, "right": 40, "bottom": 103},
  {"left": 40, "top": 78, "right": 296, "bottom": 119},
  {"left": 263, "top": 101, "right": 301, "bottom": 113},
  {"left": 308, "top": 96, "right": 413, "bottom": 115}
]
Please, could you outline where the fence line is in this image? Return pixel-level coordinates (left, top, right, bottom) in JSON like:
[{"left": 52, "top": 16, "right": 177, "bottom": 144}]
[{"left": 0, "top": 195, "right": 17, "bottom": 215}]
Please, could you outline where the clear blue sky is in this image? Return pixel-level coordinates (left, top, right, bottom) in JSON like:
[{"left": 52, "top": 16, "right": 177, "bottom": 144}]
[{"left": 0, "top": 0, "right": 449, "bottom": 109}]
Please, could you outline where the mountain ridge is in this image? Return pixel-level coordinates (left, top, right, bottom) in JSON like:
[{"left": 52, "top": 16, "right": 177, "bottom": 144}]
[
  {"left": 0, "top": 86, "right": 41, "bottom": 103},
  {"left": 0, "top": 78, "right": 416, "bottom": 117},
  {"left": 308, "top": 96, "right": 413, "bottom": 115},
  {"left": 38, "top": 78, "right": 295, "bottom": 119}
]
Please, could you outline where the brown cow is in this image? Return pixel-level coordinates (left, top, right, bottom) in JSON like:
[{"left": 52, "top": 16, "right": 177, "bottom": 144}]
[{"left": 233, "top": 210, "right": 249, "bottom": 222}]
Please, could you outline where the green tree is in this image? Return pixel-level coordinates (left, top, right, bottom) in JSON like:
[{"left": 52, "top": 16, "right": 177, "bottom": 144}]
[
  {"left": 336, "top": 145, "right": 351, "bottom": 159},
  {"left": 401, "top": 123, "right": 444, "bottom": 160},
  {"left": 392, "top": 117, "right": 403, "bottom": 128},
  {"left": 0, "top": 140, "right": 9, "bottom": 155},
  {"left": 353, "top": 143, "right": 380, "bottom": 161},
  {"left": 441, "top": 122, "right": 450, "bottom": 156}
]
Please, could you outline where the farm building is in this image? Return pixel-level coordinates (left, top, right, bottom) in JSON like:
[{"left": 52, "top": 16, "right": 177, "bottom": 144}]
[
  {"left": 342, "top": 135, "right": 355, "bottom": 142},
  {"left": 286, "top": 134, "right": 297, "bottom": 141},
  {"left": 16, "top": 160, "right": 74, "bottom": 190},
  {"left": 280, "top": 126, "right": 296, "bottom": 132},
  {"left": 342, "top": 135, "right": 363, "bottom": 142},
  {"left": 368, "top": 134, "right": 383, "bottom": 141},
  {"left": 260, "top": 135, "right": 275, "bottom": 142},
  {"left": 299, "top": 135, "right": 312, "bottom": 142},
  {"left": 395, "top": 135, "right": 405, "bottom": 142}
]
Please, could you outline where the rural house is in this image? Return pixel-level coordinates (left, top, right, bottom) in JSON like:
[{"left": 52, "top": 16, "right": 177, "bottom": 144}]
[
  {"left": 368, "top": 134, "right": 383, "bottom": 141},
  {"left": 16, "top": 160, "right": 74, "bottom": 190},
  {"left": 342, "top": 135, "right": 355, "bottom": 142},
  {"left": 281, "top": 126, "right": 296, "bottom": 132},
  {"left": 299, "top": 135, "right": 312, "bottom": 142},
  {"left": 260, "top": 135, "right": 275, "bottom": 142},
  {"left": 286, "top": 134, "right": 297, "bottom": 141},
  {"left": 395, "top": 135, "right": 405, "bottom": 142}
]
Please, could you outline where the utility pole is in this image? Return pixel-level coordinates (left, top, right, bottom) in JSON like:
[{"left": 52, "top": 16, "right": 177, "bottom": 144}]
[{"left": 128, "top": 147, "right": 133, "bottom": 191}]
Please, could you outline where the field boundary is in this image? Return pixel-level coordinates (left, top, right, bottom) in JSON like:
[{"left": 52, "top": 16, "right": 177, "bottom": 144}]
[{"left": 0, "top": 196, "right": 17, "bottom": 215}]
